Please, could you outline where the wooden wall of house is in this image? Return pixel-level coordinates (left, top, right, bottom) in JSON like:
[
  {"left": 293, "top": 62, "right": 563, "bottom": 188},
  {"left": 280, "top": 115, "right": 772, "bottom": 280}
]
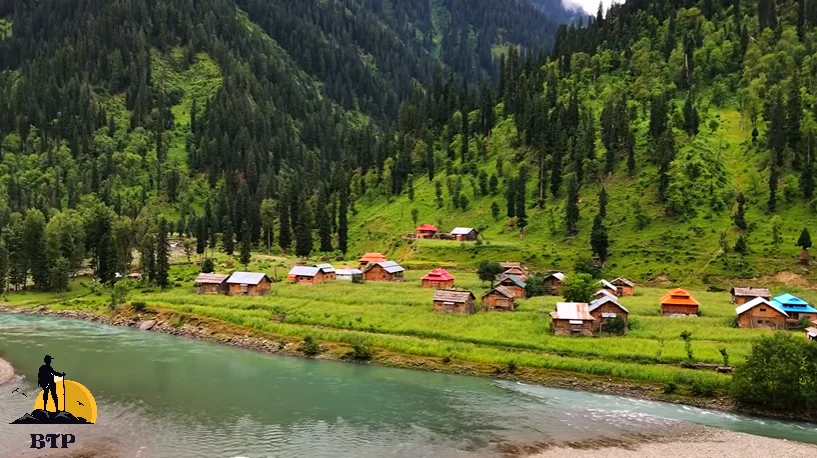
[
  {"left": 228, "top": 280, "right": 271, "bottom": 296},
  {"left": 363, "top": 266, "right": 404, "bottom": 282},
  {"left": 433, "top": 299, "right": 475, "bottom": 314},
  {"left": 551, "top": 319, "right": 594, "bottom": 336},
  {"left": 482, "top": 294, "right": 514, "bottom": 311},
  {"left": 422, "top": 279, "right": 454, "bottom": 289},
  {"left": 196, "top": 283, "right": 224, "bottom": 294},
  {"left": 661, "top": 304, "right": 699, "bottom": 315},
  {"left": 590, "top": 304, "right": 628, "bottom": 332},
  {"left": 499, "top": 282, "right": 526, "bottom": 299},
  {"left": 546, "top": 278, "right": 561, "bottom": 295},
  {"left": 737, "top": 309, "right": 788, "bottom": 329},
  {"left": 615, "top": 285, "right": 634, "bottom": 296},
  {"left": 292, "top": 273, "right": 326, "bottom": 285},
  {"left": 454, "top": 232, "right": 477, "bottom": 241}
]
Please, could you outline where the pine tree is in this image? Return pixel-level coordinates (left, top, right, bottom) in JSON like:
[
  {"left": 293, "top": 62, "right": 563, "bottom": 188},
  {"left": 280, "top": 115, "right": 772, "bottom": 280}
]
[
  {"left": 425, "top": 134, "right": 435, "bottom": 181},
  {"left": 317, "top": 187, "right": 333, "bottom": 252},
  {"left": 196, "top": 218, "right": 206, "bottom": 258},
  {"left": 802, "top": 159, "right": 815, "bottom": 199},
  {"left": 797, "top": 228, "right": 812, "bottom": 249},
  {"left": 0, "top": 241, "right": 8, "bottom": 296},
  {"left": 295, "top": 197, "right": 313, "bottom": 258},
  {"left": 769, "top": 159, "right": 779, "bottom": 212},
  {"left": 565, "top": 174, "right": 580, "bottom": 235},
  {"left": 156, "top": 218, "right": 169, "bottom": 289},
  {"left": 598, "top": 187, "right": 608, "bottom": 219},
  {"left": 734, "top": 192, "right": 747, "bottom": 231},
  {"left": 734, "top": 235, "right": 748, "bottom": 255},
  {"left": 590, "top": 214, "right": 609, "bottom": 264},
  {"left": 435, "top": 181, "right": 444, "bottom": 208},
  {"left": 682, "top": 92, "right": 699, "bottom": 136},
  {"left": 23, "top": 209, "right": 48, "bottom": 290},
  {"left": 338, "top": 178, "right": 349, "bottom": 255},
  {"left": 626, "top": 130, "right": 636, "bottom": 177},
  {"left": 240, "top": 220, "right": 252, "bottom": 268},
  {"left": 278, "top": 200, "right": 292, "bottom": 252},
  {"left": 222, "top": 216, "right": 234, "bottom": 255},
  {"left": 406, "top": 174, "right": 415, "bottom": 201},
  {"left": 788, "top": 72, "right": 802, "bottom": 157},
  {"left": 260, "top": 198, "right": 276, "bottom": 254},
  {"left": 516, "top": 169, "right": 528, "bottom": 233}
]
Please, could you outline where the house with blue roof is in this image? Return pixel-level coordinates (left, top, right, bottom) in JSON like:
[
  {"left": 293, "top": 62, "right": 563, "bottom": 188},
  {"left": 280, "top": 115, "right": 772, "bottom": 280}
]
[
  {"left": 770, "top": 294, "right": 817, "bottom": 324},
  {"left": 498, "top": 274, "right": 527, "bottom": 299}
]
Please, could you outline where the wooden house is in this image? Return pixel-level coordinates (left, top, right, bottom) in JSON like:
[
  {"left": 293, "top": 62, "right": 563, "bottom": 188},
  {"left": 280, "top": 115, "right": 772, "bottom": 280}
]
[
  {"left": 600, "top": 279, "right": 618, "bottom": 296},
  {"left": 498, "top": 274, "right": 527, "bottom": 299},
  {"left": 336, "top": 266, "right": 362, "bottom": 281},
  {"left": 362, "top": 261, "right": 405, "bottom": 282},
  {"left": 730, "top": 287, "right": 771, "bottom": 305},
  {"left": 659, "top": 288, "right": 700, "bottom": 316},
  {"left": 287, "top": 266, "right": 326, "bottom": 285},
  {"left": 415, "top": 224, "right": 439, "bottom": 239},
  {"left": 806, "top": 327, "right": 817, "bottom": 341},
  {"left": 432, "top": 289, "right": 476, "bottom": 314},
  {"left": 588, "top": 296, "right": 629, "bottom": 333},
  {"left": 595, "top": 289, "right": 618, "bottom": 300},
  {"left": 421, "top": 269, "right": 455, "bottom": 289},
  {"left": 314, "top": 264, "right": 336, "bottom": 281},
  {"left": 450, "top": 227, "right": 478, "bottom": 241},
  {"left": 770, "top": 294, "right": 817, "bottom": 325},
  {"left": 735, "top": 297, "right": 788, "bottom": 329},
  {"left": 611, "top": 277, "right": 635, "bottom": 296},
  {"left": 481, "top": 286, "right": 516, "bottom": 311},
  {"left": 550, "top": 302, "right": 595, "bottom": 336},
  {"left": 499, "top": 262, "right": 523, "bottom": 271},
  {"left": 359, "top": 252, "right": 387, "bottom": 268},
  {"left": 501, "top": 267, "right": 527, "bottom": 282},
  {"left": 226, "top": 272, "right": 272, "bottom": 296},
  {"left": 542, "top": 272, "right": 565, "bottom": 296},
  {"left": 194, "top": 273, "right": 229, "bottom": 294}
]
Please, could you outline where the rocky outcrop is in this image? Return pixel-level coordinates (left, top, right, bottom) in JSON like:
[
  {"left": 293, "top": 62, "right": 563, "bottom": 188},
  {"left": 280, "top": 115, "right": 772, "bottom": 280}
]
[
  {"left": 138, "top": 320, "right": 156, "bottom": 330},
  {"left": 10, "top": 409, "right": 91, "bottom": 424}
]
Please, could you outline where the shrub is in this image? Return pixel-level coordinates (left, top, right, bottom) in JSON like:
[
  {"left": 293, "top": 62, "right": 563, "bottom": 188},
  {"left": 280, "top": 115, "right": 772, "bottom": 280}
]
[
  {"left": 347, "top": 341, "right": 373, "bottom": 361},
  {"left": 691, "top": 381, "right": 714, "bottom": 397},
  {"left": 442, "top": 356, "right": 451, "bottom": 364},
  {"left": 300, "top": 336, "right": 322, "bottom": 356},
  {"left": 602, "top": 316, "right": 627, "bottom": 335},
  {"left": 663, "top": 382, "right": 677, "bottom": 394},
  {"left": 507, "top": 360, "right": 517, "bottom": 374},
  {"left": 131, "top": 301, "right": 147, "bottom": 312},
  {"left": 200, "top": 258, "right": 215, "bottom": 273}
]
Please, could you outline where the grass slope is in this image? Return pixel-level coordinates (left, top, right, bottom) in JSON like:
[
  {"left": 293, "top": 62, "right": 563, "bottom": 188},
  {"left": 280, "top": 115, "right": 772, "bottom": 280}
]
[{"left": 349, "top": 103, "right": 816, "bottom": 286}]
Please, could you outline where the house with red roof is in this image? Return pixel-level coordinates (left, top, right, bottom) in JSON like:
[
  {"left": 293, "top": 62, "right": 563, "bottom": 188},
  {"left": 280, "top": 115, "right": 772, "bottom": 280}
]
[
  {"left": 421, "top": 269, "right": 455, "bottom": 289},
  {"left": 415, "top": 224, "right": 439, "bottom": 239}
]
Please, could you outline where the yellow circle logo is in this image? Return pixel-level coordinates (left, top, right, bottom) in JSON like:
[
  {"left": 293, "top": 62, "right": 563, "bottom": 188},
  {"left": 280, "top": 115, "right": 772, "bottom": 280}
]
[{"left": 32, "top": 378, "right": 98, "bottom": 424}]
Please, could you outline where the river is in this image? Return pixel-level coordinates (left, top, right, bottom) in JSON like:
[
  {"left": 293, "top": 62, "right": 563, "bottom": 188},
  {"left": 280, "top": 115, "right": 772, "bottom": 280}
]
[{"left": 0, "top": 314, "right": 815, "bottom": 457}]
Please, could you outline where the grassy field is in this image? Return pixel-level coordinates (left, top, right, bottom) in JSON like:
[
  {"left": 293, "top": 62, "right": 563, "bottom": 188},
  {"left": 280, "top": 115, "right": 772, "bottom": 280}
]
[{"left": 16, "top": 256, "right": 813, "bottom": 394}]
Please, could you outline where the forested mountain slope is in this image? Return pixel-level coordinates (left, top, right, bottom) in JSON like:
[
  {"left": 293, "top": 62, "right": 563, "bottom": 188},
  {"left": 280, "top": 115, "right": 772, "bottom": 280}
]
[{"left": 348, "top": 0, "right": 817, "bottom": 285}]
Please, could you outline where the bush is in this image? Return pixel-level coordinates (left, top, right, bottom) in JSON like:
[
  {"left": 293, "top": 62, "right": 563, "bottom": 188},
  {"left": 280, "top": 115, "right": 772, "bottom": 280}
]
[
  {"left": 507, "top": 360, "right": 517, "bottom": 374},
  {"left": 602, "top": 316, "right": 627, "bottom": 335},
  {"left": 300, "top": 336, "right": 322, "bottom": 356},
  {"left": 347, "top": 341, "right": 373, "bottom": 361},
  {"left": 131, "top": 301, "right": 147, "bottom": 312},
  {"left": 200, "top": 258, "right": 215, "bottom": 273},
  {"left": 691, "top": 381, "right": 714, "bottom": 397},
  {"left": 663, "top": 382, "right": 677, "bottom": 394}
]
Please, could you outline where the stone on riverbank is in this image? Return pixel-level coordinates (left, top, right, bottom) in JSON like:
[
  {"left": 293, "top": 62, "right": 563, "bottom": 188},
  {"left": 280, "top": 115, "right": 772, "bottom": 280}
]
[{"left": 138, "top": 320, "right": 156, "bottom": 330}]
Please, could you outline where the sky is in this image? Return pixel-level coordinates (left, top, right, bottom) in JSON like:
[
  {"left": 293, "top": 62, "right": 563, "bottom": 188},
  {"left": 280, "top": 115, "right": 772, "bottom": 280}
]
[{"left": 564, "top": 0, "right": 616, "bottom": 16}]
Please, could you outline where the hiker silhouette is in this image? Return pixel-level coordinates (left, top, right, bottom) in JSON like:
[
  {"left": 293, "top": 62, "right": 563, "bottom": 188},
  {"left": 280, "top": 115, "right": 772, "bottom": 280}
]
[{"left": 37, "top": 355, "right": 65, "bottom": 412}]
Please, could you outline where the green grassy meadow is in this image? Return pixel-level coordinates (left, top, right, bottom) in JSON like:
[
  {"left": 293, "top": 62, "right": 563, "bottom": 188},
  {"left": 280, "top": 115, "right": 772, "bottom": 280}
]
[{"left": 17, "top": 256, "right": 815, "bottom": 393}]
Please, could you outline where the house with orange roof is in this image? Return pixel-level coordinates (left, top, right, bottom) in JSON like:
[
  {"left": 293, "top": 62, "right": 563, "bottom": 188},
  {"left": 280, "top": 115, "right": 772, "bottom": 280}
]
[
  {"left": 501, "top": 267, "right": 527, "bottom": 282},
  {"left": 660, "top": 288, "right": 700, "bottom": 316},
  {"left": 358, "top": 252, "right": 387, "bottom": 268}
]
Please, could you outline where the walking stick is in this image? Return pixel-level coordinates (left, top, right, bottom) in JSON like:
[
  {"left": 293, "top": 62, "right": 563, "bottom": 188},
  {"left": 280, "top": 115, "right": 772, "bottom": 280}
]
[{"left": 61, "top": 375, "right": 66, "bottom": 412}]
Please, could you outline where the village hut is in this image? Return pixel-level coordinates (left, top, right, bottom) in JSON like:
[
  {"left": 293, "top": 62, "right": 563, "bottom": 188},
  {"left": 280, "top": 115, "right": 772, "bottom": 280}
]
[
  {"left": 362, "top": 261, "right": 405, "bottom": 282},
  {"left": 599, "top": 279, "right": 617, "bottom": 296},
  {"left": 806, "top": 327, "right": 817, "bottom": 341},
  {"left": 542, "top": 272, "right": 565, "bottom": 296},
  {"left": 226, "top": 272, "right": 272, "bottom": 296},
  {"left": 314, "top": 264, "right": 336, "bottom": 281},
  {"left": 730, "top": 287, "right": 771, "bottom": 305},
  {"left": 659, "top": 288, "right": 700, "bottom": 316},
  {"left": 594, "top": 289, "right": 618, "bottom": 300},
  {"left": 421, "top": 269, "right": 455, "bottom": 289},
  {"left": 450, "top": 227, "right": 478, "bottom": 241},
  {"left": 432, "top": 289, "right": 476, "bottom": 314},
  {"left": 735, "top": 297, "right": 788, "bottom": 329},
  {"left": 194, "top": 273, "right": 229, "bottom": 294},
  {"left": 499, "top": 262, "right": 523, "bottom": 271},
  {"left": 415, "top": 224, "right": 439, "bottom": 239},
  {"left": 287, "top": 266, "right": 326, "bottom": 285},
  {"left": 588, "top": 296, "right": 629, "bottom": 333},
  {"left": 501, "top": 267, "right": 527, "bottom": 282},
  {"left": 550, "top": 303, "right": 595, "bottom": 336},
  {"left": 498, "top": 274, "right": 527, "bottom": 299},
  {"left": 358, "top": 252, "right": 387, "bottom": 268},
  {"left": 611, "top": 277, "right": 635, "bottom": 296},
  {"left": 770, "top": 294, "right": 817, "bottom": 325},
  {"left": 336, "top": 266, "right": 362, "bottom": 282},
  {"left": 481, "top": 286, "right": 516, "bottom": 311}
]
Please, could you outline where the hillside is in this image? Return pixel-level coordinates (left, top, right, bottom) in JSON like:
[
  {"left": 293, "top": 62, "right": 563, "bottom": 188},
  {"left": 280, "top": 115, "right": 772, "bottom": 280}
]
[{"left": 346, "top": 0, "right": 817, "bottom": 286}]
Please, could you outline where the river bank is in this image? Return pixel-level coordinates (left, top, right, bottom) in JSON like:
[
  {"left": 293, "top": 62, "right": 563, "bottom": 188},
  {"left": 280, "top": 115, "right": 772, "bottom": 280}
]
[
  {"left": 1, "top": 304, "right": 814, "bottom": 424},
  {"left": 0, "top": 356, "right": 14, "bottom": 385},
  {"left": 528, "top": 428, "right": 817, "bottom": 458}
]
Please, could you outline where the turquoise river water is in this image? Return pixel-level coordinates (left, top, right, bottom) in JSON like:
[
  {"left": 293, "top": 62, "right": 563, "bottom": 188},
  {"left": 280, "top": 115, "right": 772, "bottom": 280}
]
[{"left": 0, "top": 314, "right": 815, "bottom": 457}]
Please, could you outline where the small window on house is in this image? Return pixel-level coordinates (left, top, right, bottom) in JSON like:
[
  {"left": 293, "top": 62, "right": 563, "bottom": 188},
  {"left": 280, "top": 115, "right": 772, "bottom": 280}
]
[{"left": 760, "top": 307, "right": 767, "bottom": 312}]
